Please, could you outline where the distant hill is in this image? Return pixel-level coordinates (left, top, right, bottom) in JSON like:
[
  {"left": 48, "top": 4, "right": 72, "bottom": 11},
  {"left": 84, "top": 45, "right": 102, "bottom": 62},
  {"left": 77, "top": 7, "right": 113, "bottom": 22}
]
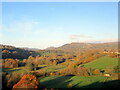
[
  {"left": 19, "top": 47, "right": 40, "bottom": 51},
  {"left": 1, "top": 44, "right": 38, "bottom": 59},
  {"left": 46, "top": 47, "right": 57, "bottom": 50},
  {"left": 45, "top": 42, "right": 118, "bottom": 53},
  {"left": 1, "top": 42, "right": 118, "bottom": 59}
]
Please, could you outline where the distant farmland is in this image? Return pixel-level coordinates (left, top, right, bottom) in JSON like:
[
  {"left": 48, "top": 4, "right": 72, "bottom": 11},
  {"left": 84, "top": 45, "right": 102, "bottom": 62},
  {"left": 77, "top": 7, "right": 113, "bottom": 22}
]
[{"left": 84, "top": 56, "right": 118, "bottom": 69}]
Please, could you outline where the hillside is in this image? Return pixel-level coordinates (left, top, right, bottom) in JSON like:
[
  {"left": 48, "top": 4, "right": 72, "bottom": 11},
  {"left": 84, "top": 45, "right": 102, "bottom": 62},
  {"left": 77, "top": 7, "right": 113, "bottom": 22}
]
[
  {"left": 83, "top": 56, "right": 118, "bottom": 69},
  {"left": 1, "top": 42, "right": 118, "bottom": 59},
  {"left": 1, "top": 44, "right": 38, "bottom": 59},
  {"left": 45, "top": 42, "right": 118, "bottom": 53}
]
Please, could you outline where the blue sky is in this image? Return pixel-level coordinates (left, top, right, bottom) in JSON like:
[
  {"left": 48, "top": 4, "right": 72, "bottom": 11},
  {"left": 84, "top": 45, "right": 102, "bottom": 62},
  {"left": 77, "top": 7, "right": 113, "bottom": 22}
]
[{"left": 2, "top": 2, "right": 118, "bottom": 49}]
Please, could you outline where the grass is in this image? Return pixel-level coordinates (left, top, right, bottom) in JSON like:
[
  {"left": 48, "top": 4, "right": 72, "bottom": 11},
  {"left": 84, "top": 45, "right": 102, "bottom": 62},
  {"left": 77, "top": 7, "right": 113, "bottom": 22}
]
[
  {"left": 39, "top": 76, "right": 109, "bottom": 88},
  {"left": 83, "top": 56, "right": 118, "bottom": 70},
  {"left": 37, "top": 63, "right": 68, "bottom": 73},
  {"left": 3, "top": 67, "right": 30, "bottom": 74}
]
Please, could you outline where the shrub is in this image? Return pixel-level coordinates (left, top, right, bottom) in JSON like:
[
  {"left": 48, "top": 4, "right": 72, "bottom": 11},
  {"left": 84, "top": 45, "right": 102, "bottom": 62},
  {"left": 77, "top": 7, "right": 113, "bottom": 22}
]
[{"left": 93, "top": 69, "right": 101, "bottom": 75}]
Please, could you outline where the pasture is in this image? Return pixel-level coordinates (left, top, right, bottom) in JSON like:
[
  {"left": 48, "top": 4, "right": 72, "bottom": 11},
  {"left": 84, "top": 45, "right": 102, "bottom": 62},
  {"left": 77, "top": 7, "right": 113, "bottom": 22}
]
[{"left": 83, "top": 56, "right": 118, "bottom": 69}]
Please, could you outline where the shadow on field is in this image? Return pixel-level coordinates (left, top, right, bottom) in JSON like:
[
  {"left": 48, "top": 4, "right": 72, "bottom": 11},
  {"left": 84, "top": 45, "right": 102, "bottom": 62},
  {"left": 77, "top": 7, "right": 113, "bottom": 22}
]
[
  {"left": 36, "top": 66, "right": 47, "bottom": 70},
  {"left": 40, "top": 76, "right": 120, "bottom": 89},
  {"left": 81, "top": 80, "right": 120, "bottom": 89},
  {"left": 39, "top": 76, "right": 74, "bottom": 89}
]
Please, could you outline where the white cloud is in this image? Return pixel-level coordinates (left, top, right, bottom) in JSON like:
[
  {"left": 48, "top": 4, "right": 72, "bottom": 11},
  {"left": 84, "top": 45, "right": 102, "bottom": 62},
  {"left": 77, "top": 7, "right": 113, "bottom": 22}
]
[
  {"left": 69, "top": 34, "right": 93, "bottom": 40},
  {"left": 69, "top": 34, "right": 118, "bottom": 43}
]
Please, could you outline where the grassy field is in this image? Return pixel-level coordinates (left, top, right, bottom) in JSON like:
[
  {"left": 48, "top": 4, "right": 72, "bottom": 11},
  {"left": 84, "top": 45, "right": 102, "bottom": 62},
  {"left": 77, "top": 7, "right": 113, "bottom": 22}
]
[
  {"left": 83, "top": 56, "right": 118, "bottom": 69},
  {"left": 39, "top": 76, "right": 110, "bottom": 88},
  {"left": 37, "top": 61, "right": 69, "bottom": 72}
]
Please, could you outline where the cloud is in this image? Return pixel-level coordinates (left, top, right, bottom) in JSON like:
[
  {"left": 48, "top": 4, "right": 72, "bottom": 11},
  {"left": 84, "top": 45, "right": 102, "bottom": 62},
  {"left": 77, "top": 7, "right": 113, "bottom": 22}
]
[
  {"left": 69, "top": 34, "right": 118, "bottom": 43},
  {"left": 93, "top": 38, "right": 118, "bottom": 43},
  {"left": 69, "top": 34, "right": 93, "bottom": 40}
]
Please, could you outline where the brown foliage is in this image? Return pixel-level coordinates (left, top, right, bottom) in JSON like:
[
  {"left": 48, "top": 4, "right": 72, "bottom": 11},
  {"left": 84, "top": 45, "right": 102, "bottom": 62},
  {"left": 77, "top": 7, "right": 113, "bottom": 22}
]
[
  {"left": 58, "top": 66, "right": 90, "bottom": 76},
  {"left": 13, "top": 74, "right": 39, "bottom": 89},
  {"left": 93, "top": 69, "right": 101, "bottom": 75},
  {"left": 3, "top": 59, "right": 18, "bottom": 68}
]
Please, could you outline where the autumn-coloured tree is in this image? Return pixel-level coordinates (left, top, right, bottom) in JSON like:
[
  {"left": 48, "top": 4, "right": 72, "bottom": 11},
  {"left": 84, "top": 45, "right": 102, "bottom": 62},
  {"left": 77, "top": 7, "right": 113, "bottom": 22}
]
[
  {"left": 53, "top": 60, "right": 57, "bottom": 65},
  {"left": 13, "top": 74, "right": 39, "bottom": 89},
  {"left": 26, "top": 56, "right": 39, "bottom": 71},
  {"left": 3, "top": 59, "right": 18, "bottom": 68}
]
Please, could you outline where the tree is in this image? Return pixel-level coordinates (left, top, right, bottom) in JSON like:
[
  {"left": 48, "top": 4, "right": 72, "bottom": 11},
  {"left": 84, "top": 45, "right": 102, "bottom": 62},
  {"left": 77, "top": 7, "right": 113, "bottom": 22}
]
[
  {"left": 26, "top": 56, "right": 38, "bottom": 71},
  {"left": 3, "top": 59, "right": 18, "bottom": 68},
  {"left": 27, "top": 56, "right": 35, "bottom": 63},
  {"left": 25, "top": 63, "right": 34, "bottom": 71},
  {"left": 53, "top": 60, "right": 57, "bottom": 65},
  {"left": 13, "top": 74, "right": 39, "bottom": 88}
]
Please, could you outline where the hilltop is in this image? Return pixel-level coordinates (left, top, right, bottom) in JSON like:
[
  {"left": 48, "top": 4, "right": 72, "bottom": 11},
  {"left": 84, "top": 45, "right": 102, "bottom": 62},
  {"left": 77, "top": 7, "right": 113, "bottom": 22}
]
[{"left": 45, "top": 42, "right": 118, "bottom": 53}]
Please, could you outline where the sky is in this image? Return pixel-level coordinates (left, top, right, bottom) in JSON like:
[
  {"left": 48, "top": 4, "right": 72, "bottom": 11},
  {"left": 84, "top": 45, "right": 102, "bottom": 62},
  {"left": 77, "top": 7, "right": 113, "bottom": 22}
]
[{"left": 2, "top": 2, "right": 118, "bottom": 49}]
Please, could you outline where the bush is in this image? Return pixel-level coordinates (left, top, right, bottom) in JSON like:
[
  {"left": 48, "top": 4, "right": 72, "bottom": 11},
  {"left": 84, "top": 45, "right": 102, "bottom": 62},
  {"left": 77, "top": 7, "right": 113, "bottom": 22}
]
[{"left": 93, "top": 69, "right": 101, "bottom": 75}]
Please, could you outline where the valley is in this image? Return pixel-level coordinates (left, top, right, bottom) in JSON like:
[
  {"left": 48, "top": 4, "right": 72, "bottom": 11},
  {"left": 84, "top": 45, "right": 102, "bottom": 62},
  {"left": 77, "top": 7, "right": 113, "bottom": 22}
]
[{"left": 1, "top": 42, "right": 120, "bottom": 89}]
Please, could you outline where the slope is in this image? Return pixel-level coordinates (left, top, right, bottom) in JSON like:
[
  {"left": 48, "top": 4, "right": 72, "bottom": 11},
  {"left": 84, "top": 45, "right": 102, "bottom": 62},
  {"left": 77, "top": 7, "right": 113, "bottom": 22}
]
[{"left": 83, "top": 56, "right": 118, "bottom": 69}]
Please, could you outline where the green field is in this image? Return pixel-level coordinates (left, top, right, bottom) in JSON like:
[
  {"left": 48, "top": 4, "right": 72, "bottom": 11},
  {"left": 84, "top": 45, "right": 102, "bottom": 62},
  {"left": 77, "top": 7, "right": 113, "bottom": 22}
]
[
  {"left": 39, "top": 76, "right": 111, "bottom": 88},
  {"left": 83, "top": 56, "right": 118, "bottom": 69}
]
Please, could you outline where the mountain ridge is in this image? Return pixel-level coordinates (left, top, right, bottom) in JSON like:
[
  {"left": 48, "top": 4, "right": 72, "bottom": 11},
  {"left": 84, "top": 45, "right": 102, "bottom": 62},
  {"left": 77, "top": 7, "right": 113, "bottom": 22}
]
[{"left": 45, "top": 42, "right": 118, "bottom": 52}]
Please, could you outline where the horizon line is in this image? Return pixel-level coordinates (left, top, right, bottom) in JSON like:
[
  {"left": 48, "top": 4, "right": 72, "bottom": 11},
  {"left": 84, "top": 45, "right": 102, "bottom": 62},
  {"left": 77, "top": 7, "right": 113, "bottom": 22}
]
[{"left": 1, "top": 41, "right": 119, "bottom": 50}]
